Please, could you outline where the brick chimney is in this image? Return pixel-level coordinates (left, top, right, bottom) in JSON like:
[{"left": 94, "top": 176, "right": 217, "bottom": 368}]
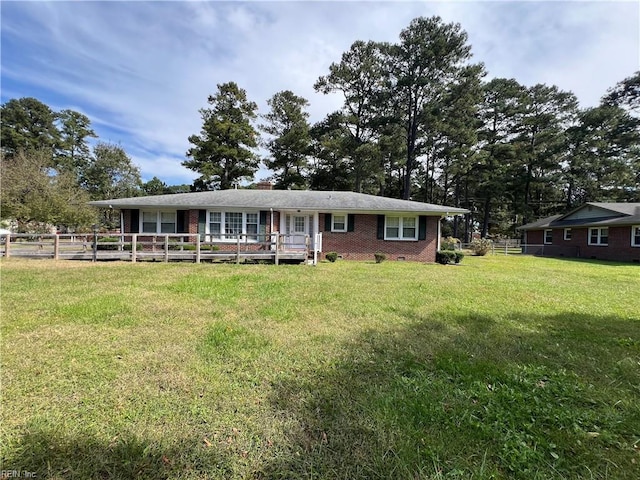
[{"left": 256, "top": 181, "right": 273, "bottom": 190}]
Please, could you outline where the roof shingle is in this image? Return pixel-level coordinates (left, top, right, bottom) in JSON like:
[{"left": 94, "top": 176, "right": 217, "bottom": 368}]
[
  {"left": 90, "top": 189, "right": 469, "bottom": 215},
  {"left": 518, "top": 202, "right": 640, "bottom": 230}
]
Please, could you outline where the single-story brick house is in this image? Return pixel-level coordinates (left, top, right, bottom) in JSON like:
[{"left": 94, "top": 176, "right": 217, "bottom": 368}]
[
  {"left": 90, "top": 186, "right": 468, "bottom": 262},
  {"left": 517, "top": 202, "right": 640, "bottom": 263}
]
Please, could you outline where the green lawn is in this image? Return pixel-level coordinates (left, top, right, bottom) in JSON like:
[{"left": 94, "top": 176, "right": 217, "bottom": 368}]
[{"left": 1, "top": 256, "right": 639, "bottom": 479}]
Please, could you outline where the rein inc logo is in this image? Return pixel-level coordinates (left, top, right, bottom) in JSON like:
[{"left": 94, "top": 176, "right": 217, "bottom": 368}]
[{"left": 1, "top": 472, "right": 36, "bottom": 478}]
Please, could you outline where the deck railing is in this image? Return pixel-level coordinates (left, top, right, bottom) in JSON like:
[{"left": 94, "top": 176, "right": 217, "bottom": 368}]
[{"left": 0, "top": 232, "right": 320, "bottom": 264}]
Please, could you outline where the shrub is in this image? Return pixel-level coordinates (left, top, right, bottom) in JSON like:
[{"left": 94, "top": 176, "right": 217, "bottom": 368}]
[
  {"left": 98, "top": 237, "right": 143, "bottom": 251},
  {"left": 470, "top": 238, "right": 493, "bottom": 256},
  {"left": 185, "top": 244, "right": 220, "bottom": 251},
  {"left": 374, "top": 252, "right": 386, "bottom": 263},
  {"left": 454, "top": 251, "right": 465, "bottom": 263},
  {"left": 325, "top": 251, "right": 339, "bottom": 263},
  {"left": 97, "top": 237, "right": 119, "bottom": 250},
  {"left": 436, "top": 250, "right": 456, "bottom": 265},
  {"left": 440, "top": 236, "right": 461, "bottom": 251}
]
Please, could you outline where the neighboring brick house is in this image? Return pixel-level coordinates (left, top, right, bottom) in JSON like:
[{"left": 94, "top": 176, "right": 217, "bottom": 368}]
[
  {"left": 518, "top": 203, "right": 640, "bottom": 263},
  {"left": 90, "top": 186, "right": 468, "bottom": 262}
]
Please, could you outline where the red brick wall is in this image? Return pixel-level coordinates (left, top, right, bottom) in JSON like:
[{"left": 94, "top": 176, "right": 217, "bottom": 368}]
[
  {"left": 576, "top": 226, "right": 640, "bottom": 262},
  {"left": 320, "top": 213, "right": 439, "bottom": 262},
  {"left": 526, "top": 227, "right": 640, "bottom": 262},
  {"left": 120, "top": 209, "right": 442, "bottom": 262},
  {"left": 525, "top": 230, "right": 544, "bottom": 245},
  {"left": 186, "top": 210, "right": 196, "bottom": 234}
]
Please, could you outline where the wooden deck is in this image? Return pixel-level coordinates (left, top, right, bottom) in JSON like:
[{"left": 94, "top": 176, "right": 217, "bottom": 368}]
[{"left": 0, "top": 233, "right": 317, "bottom": 265}]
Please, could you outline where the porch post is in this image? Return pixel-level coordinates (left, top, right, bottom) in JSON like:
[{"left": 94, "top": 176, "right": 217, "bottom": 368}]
[
  {"left": 196, "top": 234, "right": 201, "bottom": 264},
  {"left": 131, "top": 234, "right": 137, "bottom": 263},
  {"left": 313, "top": 212, "right": 319, "bottom": 251},
  {"left": 92, "top": 224, "right": 98, "bottom": 262},
  {"left": 164, "top": 235, "right": 169, "bottom": 262}
]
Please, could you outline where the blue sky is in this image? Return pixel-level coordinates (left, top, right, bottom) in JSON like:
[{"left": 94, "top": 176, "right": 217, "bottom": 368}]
[{"left": 2, "top": 0, "right": 639, "bottom": 186}]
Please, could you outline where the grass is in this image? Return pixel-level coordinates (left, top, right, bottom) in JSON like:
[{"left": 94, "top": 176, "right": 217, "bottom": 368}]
[{"left": 1, "top": 255, "right": 639, "bottom": 479}]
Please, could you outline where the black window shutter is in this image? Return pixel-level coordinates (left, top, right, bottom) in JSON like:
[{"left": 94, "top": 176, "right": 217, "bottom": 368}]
[
  {"left": 177, "top": 210, "right": 187, "bottom": 233},
  {"left": 198, "top": 210, "right": 206, "bottom": 239},
  {"left": 418, "top": 216, "right": 427, "bottom": 240},
  {"left": 130, "top": 209, "right": 139, "bottom": 233},
  {"left": 347, "top": 214, "right": 355, "bottom": 232},
  {"left": 324, "top": 214, "right": 332, "bottom": 232},
  {"left": 259, "top": 210, "right": 268, "bottom": 241},
  {"left": 377, "top": 215, "right": 385, "bottom": 239}
]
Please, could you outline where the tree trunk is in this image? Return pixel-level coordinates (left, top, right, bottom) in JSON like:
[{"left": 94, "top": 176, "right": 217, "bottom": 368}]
[{"left": 481, "top": 195, "right": 491, "bottom": 238}]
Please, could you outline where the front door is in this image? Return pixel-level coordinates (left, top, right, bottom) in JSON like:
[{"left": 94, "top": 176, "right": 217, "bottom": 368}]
[{"left": 284, "top": 214, "right": 309, "bottom": 250}]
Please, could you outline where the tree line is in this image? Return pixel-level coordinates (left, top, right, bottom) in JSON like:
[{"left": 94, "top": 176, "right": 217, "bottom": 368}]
[
  {"left": 0, "top": 98, "right": 189, "bottom": 231},
  {"left": 2, "top": 16, "right": 638, "bottom": 237},
  {"left": 185, "top": 16, "right": 639, "bottom": 238}
]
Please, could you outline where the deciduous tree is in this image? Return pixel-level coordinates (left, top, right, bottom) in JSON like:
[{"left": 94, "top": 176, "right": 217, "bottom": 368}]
[
  {"left": 0, "top": 150, "right": 96, "bottom": 231},
  {"left": 81, "top": 142, "right": 142, "bottom": 200}
]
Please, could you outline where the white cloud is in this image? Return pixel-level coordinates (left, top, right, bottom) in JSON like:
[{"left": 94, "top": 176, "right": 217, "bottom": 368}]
[{"left": 2, "top": 1, "right": 638, "bottom": 185}]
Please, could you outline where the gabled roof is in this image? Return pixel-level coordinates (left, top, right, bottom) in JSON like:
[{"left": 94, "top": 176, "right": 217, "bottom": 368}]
[
  {"left": 558, "top": 202, "right": 639, "bottom": 220},
  {"left": 90, "top": 189, "right": 469, "bottom": 216},
  {"left": 518, "top": 202, "right": 640, "bottom": 230}
]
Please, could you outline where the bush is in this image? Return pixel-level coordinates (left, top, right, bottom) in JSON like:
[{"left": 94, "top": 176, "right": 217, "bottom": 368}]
[
  {"left": 98, "top": 237, "right": 142, "bottom": 251},
  {"left": 167, "top": 243, "right": 220, "bottom": 252},
  {"left": 374, "top": 252, "right": 386, "bottom": 263},
  {"left": 97, "top": 237, "right": 119, "bottom": 250},
  {"left": 325, "top": 251, "right": 339, "bottom": 263},
  {"left": 440, "top": 236, "right": 461, "bottom": 251},
  {"left": 436, "top": 250, "right": 456, "bottom": 265},
  {"left": 454, "top": 251, "right": 465, "bottom": 263},
  {"left": 185, "top": 244, "right": 220, "bottom": 251},
  {"left": 470, "top": 238, "right": 493, "bottom": 256}
]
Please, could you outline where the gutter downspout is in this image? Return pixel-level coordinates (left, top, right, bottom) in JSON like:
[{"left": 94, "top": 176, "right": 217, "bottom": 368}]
[{"left": 437, "top": 214, "right": 445, "bottom": 251}]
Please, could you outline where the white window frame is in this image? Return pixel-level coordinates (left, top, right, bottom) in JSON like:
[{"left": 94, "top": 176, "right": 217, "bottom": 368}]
[
  {"left": 544, "top": 229, "right": 553, "bottom": 244},
  {"left": 331, "top": 214, "right": 347, "bottom": 232},
  {"left": 588, "top": 227, "right": 608, "bottom": 246},
  {"left": 563, "top": 228, "right": 572, "bottom": 241},
  {"left": 140, "top": 210, "right": 176, "bottom": 234},
  {"left": 631, "top": 225, "right": 640, "bottom": 247},
  {"left": 207, "top": 211, "right": 260, "bottom": 242},
  {"left": 385, "top": 215, "right": 418, "bottom": 241}
]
